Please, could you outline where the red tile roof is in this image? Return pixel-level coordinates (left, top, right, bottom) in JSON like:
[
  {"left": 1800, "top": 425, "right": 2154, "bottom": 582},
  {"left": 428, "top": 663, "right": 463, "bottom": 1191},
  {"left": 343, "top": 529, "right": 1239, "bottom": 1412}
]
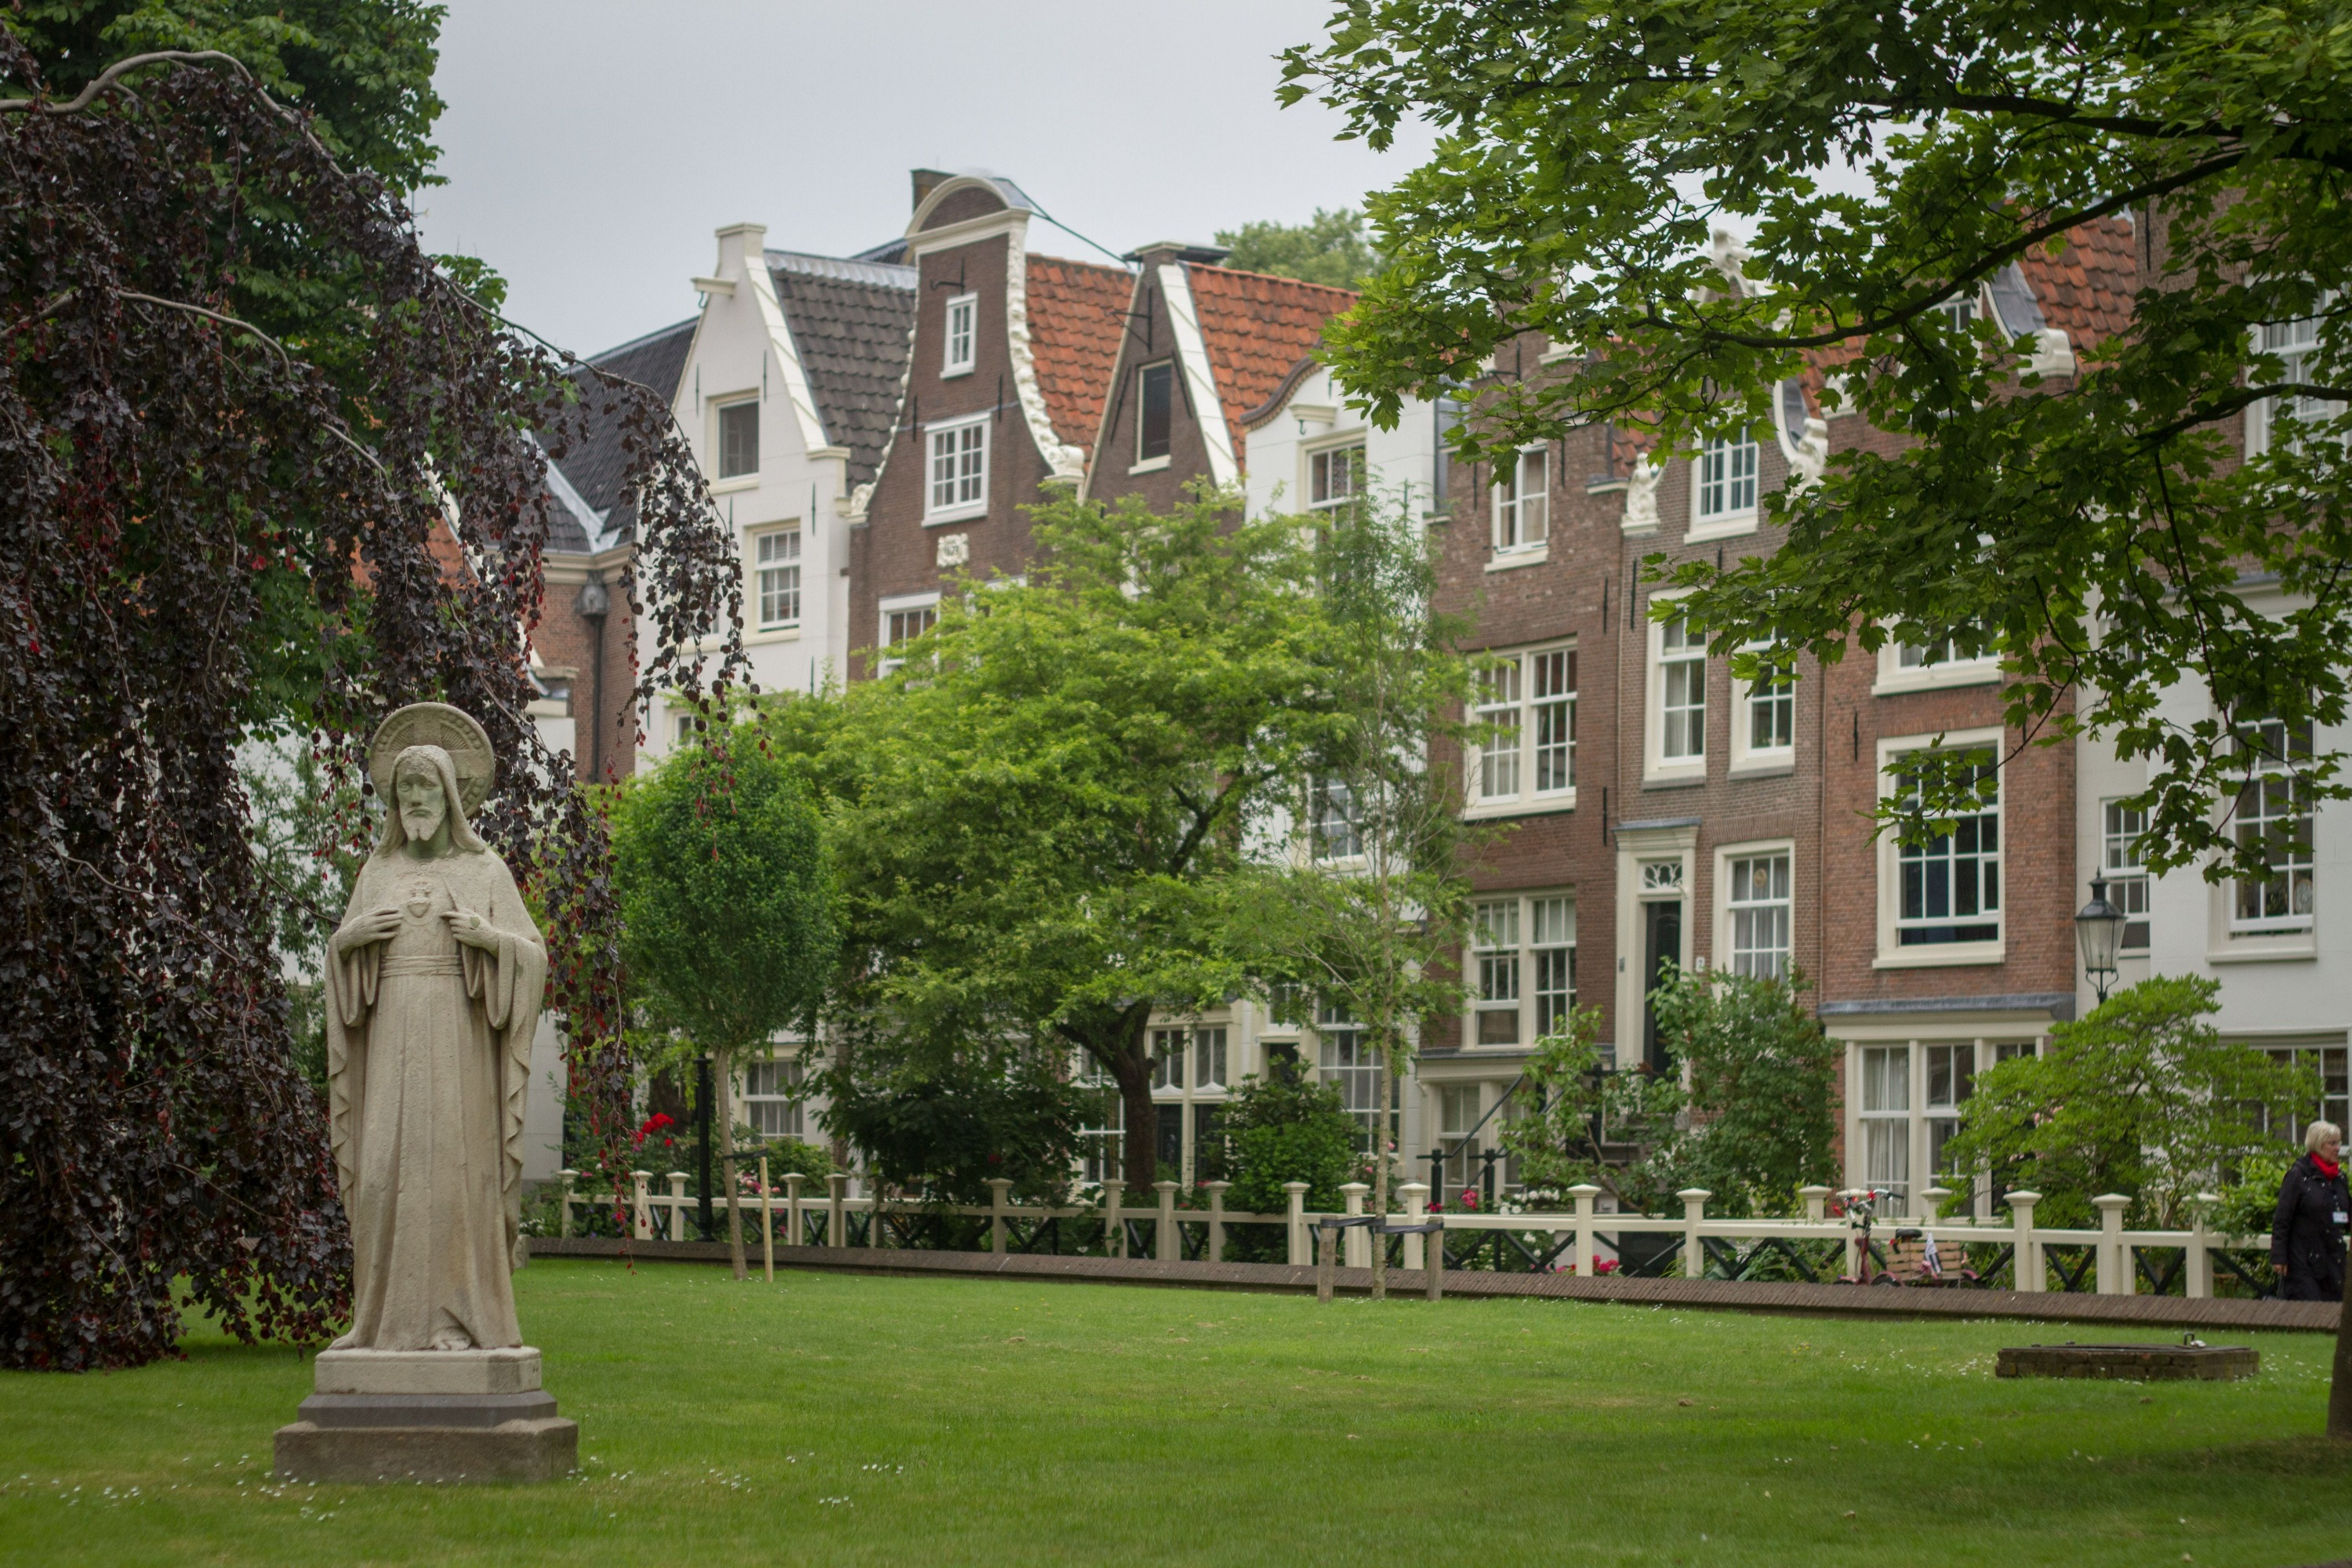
[
  {"left": 1025, "top": 254, "right": 1133, "bottom": 460},
  {"left": 2021, "top": 217, "right": 2138, "bottom": 349},
  {"left": 1185, "top": 264, "right": 1358, "bottom": 469}
]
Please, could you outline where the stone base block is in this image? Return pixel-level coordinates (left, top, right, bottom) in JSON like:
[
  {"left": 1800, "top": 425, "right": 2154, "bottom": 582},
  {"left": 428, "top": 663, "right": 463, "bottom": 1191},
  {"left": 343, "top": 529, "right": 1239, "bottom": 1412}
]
[
  {"left": 274, "top": 1417, "right": 577, "bottom": 1483},
  {"left": 1995, "top": 1342, "right": 2259, "bottom": 1381},
  {"left": 314, "top": 1346, "right": 541, "bottom": 1396}
]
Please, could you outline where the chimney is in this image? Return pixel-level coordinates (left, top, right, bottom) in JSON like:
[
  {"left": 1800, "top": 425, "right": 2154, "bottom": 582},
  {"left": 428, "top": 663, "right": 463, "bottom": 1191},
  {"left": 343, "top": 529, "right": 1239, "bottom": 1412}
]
[
  {"left": 910, "top": 169, "right": 954, "bottom": 212},
  {"left": 1123, "top": 241, "right": 1233, "bottom": 268}
]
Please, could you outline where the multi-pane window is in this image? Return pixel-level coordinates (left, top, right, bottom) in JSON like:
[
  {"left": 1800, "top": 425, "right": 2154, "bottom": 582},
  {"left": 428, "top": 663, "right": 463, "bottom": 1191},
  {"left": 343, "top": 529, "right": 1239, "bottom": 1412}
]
[
  {"left": 1439, "top": 1084, "right": 1484, "bottom": 1190},
  {"left": 1309, "top": 777, "right": 1360, "bottom": 862},
  {"left": 1494, "top": 447, "right": 1548, "bottom": 550},
  {"left": 2265, "top": 1044, "right": 2350, "bottom": 1149},
  {"left": 1697, "top": 430, "right": 1757, "bottom": 520},
  {"left": 742, "top": 1058, "right": 805, "bottom": 1139},
  {"left": 717, "top": 401, "right": 759, "bottom": 480},
  {"left": 879, "top": 604, "right": 937, "bottom": 676},
  {"left": 2100, "top": 799, "right": 2151, "bottom": 951},
  {"left": 1317, "top": 1005, "right": 1388, "bottom": 1144},
  {"left": 943, "top": 292, "right": 977, "bottom": 376},
  {"left": 1860, "top": 1046, "right": 1911, "bottom": 1207},
  {"left": 1137, "top": 362, "right": 1174, "bottom": 462},
  {"left": 753, "top": 528, "right": 800, "bottom": 629},
  {"left": 1469, "top": 895, "right": 1573, "bottom": 1047},
  {"left": 1310, "top": 444, "right": 1364, "bottom": 509},
  {"left": 1659, "top": 616, "right": 1706, "bottom": 761},
  {"left": 1472, "top": 647, "right": 1575, "bottom": 806},
  {"left": 1192, "top": 1028, "right": 1228, "bottom": 1091},
  {"left": 1925, "top": 1044, "right": 1974, "bottom": 1187},
  {"left": 1742, "top": 641, "right": 1794, "bottom": 754},
  {"left": 1893, "top": 756, "right": 2000, "bottom": 946},
  {"left": 927, "top": 418, "right": 987, "bottom": 516},
  {"left": 1472, "top": 900, "right": 1519, "bottom": 1046},
  {"left": 2231, "top": 717, "right": 2315, "bottom": 931},
  {"left": 1725, "top": 853, "right": 1791, "bottom": 979},
  {"left": 2249, "top": 299, "right": 2337, "bottom": 455},
  {"left": 1149, "top": 1028, "right": 1188, "bottom": 1091}
]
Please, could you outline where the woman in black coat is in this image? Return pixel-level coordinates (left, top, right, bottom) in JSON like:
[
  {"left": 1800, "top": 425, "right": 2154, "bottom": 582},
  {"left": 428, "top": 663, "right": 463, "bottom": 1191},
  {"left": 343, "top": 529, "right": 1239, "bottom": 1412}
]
[{"left": 2271, "top": 1120, "right": 2347, "bottom": 1302}]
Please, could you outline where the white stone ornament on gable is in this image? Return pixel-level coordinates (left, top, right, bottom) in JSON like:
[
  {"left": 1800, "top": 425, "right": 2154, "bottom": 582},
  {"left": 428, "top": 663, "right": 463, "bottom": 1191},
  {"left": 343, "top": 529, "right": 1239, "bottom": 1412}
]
[
  {"left": 937, "top": 532, "right": 971, "bottom": 568},
  {"left": 1624, "top": 458, "right": 1662, "bottom": 532}
]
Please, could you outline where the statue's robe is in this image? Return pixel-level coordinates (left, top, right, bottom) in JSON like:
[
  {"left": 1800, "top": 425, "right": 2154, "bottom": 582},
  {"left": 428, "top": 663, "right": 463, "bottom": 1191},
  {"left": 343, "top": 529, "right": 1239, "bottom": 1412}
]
[{"left": 326, "top": 844, "right": 546, "bottom": 1351}]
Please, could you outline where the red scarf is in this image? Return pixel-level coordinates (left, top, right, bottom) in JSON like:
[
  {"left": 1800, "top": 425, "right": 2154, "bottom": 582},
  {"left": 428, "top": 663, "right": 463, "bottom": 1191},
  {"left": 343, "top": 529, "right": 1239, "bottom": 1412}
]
[{"left": 2314, "top": 1153, "right": 2342, "bottom": 1181}]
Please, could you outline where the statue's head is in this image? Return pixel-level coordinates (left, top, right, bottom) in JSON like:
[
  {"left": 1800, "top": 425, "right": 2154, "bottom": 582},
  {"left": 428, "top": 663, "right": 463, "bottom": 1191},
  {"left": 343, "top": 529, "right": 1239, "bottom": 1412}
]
[{"left": 378, "top": 742, "right": 487, "bottom": 858}]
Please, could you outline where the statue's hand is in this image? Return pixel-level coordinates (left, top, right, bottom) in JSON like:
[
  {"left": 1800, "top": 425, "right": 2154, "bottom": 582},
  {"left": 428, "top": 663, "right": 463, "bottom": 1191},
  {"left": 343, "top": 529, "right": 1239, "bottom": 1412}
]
[
  {"left": 444, "top": 906, "right": 501, "bottom": 953},
  {"left": 336, "top": 905, "right": 403, "bottom": 954}
]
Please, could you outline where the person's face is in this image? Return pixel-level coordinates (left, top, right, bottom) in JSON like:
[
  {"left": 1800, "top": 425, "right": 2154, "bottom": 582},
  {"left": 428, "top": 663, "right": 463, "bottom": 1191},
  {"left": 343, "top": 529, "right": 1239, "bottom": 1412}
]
[
  {"left": 395, "top": 760, "right": 448, "bottom": 844},
  {"left": 2322, "top": 1136, "right": 2343, "bottom": 1163}
]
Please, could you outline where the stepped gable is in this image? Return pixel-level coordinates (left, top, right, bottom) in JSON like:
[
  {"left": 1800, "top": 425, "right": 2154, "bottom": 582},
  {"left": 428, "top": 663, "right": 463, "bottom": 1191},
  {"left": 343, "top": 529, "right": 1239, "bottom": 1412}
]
[
  {"left": 1185, "top": 265, "right": 1357, "bottom": 468},
  {"left": 768, "top": 249, "right": 919, "bottom": 489},
  {"left": 1024, "top": 253, "right": 1132, "bottom": 463},
  {"left": 541, "top": 318, "right": 697, "bottom": 550},
  {"left": 2020, "top": 217, "right": 2138, "bottom": 350}
]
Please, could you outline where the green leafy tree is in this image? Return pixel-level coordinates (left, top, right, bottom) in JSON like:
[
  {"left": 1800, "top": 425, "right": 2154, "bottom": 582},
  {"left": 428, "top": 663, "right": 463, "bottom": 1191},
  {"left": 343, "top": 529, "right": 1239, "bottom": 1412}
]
[
  {"left": 1282, "top": 0, "right": 2351, "bottom": 878},
  {"left": 1940, "top": 977, "right": 2314, "bottom": 1231},
  {"left": 1249, "top": 491, "right": 1477, "bottom": 1293},
  {"left": 1215, "top": 207, "right": 1384, "bottom": 289},
  {"left": 1647, "top": 968, "right": 1839, "bottom": 1217},
  {"left": 821, "top": 489, "right": 1346, "bottom": 1196},
  {"left": 815, "top": 1025, "right": 1087, "bottom": 1207},
  {"left": 613, "top": 735, "right": 834, "bottom": 1278},
  {"left": 1500, "top": 1004, "right": 1675, "bottom": 1209},
  {"left": 1220, "top": 1070, "right": 1363, "bottom": 1261}
]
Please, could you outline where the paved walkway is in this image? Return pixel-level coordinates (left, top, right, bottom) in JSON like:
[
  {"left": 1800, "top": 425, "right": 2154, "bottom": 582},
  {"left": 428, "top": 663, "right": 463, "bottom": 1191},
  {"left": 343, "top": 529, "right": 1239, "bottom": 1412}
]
[{"left": 528, "top": 1236, "right": 2340, "bottom": 1334}]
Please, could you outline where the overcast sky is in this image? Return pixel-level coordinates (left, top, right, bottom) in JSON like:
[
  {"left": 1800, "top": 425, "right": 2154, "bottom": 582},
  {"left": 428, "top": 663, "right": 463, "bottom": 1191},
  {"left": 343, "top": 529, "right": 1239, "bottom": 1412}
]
[{"left": 415, "top": 2, "right": 1436, "bottom": 358}]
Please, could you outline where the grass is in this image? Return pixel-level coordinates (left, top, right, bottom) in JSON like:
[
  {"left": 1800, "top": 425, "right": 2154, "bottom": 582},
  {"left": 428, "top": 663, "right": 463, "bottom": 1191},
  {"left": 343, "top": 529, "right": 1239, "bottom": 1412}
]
[{"left": 2, "top": 1259, "right": 2347, "bottom": 1566}]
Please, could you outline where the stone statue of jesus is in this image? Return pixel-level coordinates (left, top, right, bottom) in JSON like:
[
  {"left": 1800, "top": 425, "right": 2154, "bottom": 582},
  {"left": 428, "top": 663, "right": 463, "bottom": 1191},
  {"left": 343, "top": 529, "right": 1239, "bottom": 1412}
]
[{"left": 325, "top": 714, "right": 546, "bottom": 1352}]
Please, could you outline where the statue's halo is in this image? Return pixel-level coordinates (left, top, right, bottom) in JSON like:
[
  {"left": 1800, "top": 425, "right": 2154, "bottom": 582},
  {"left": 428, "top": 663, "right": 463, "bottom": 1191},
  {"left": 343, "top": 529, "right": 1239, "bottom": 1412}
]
[{"left": 368, "top": 702, "right": 495, "bottom": 814}]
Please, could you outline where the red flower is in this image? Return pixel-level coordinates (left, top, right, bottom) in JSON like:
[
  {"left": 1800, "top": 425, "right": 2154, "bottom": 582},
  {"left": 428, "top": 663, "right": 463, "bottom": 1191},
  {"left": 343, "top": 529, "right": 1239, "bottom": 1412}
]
[{"left": 632, "top": 1112, "right": 677, "bottom": 1150}]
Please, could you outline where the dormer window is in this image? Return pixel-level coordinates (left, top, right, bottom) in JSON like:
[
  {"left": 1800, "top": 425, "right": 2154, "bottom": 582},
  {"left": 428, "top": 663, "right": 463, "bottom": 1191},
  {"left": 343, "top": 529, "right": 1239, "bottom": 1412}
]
[
  {"left": 943, "top": 292, "right": 977, "bottom": 377},
  {"left": 1138, "top": 361, "right": 1174, "bottom": 462},
  {"left": 1309, "top": 443, "right": 1364, "bottom": 510},
  {"left": 717, "top": 401, "right": 759, "bottom": 480}
]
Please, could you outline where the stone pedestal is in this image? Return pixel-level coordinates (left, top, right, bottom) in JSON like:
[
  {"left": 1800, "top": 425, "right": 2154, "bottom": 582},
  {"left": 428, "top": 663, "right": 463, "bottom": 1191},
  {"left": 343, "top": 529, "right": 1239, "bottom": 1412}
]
[{"left": 274, "top": 1347, "right": 578, "bottom": 1483}]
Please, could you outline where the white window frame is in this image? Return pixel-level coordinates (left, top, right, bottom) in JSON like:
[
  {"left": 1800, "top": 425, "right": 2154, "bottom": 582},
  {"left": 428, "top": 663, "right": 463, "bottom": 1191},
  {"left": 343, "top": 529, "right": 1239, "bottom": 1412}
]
[
  {"left": 2226, "top": 717, "right": 2315, "bottom": 936},
  {"left": 1714, "top": 840, "right": 1794, "bottom": 981},
  {"left": 942, "top": 292, "right": 978, "bottom": 379},
  {"left": 1491, "top": 445, "right": 1549, "bottom": 557},
  {"left": 1308, "top": 776, "right": 1363, "bottom": 864},
  {"left": 2245, "top": 294, "right": 2339, "bottom": 456},
  {"left": 713, "top": 397, "right": 760, "bottom": 488},
  {"left": 1687, "top": 428, "right": 1759, "bottom": 540},
  {"left": 1464, "top": 891, "right": 1575, "bottom": 1051},
  {"left": 750, "top": 524, "right": 802, "bottom": 632},
  {"left": 1840, "top": 1033, "right": 2049, "bottom": 1218},
  {"left": 924, "top": 412, "right": 989, "bottom": 524},
  {"left": 742, "top": 1054, "right": 808, "bottom": 1140},
  {"left": 1465, "top": 643, "right": 1577, "bottom": 818},
  {"left": 1644, "top": 596, "right": 1707, "bottom": 785},
  {"left": 877, "top": 591, "right": 940, "bottom": 677},
  {"left": 1857, "top": 1044, "right": 1912, "bottom": 1210},
  {"left": 1872, "top": 632, "right": 2002, "bottom": 694},
  {"left": 1875, "top": 727, "right": 2005, "bottom": 967},
  {"left": 1307, "top": 438, "right": 1366, "bottom": 511},
  {"left": 1729, "top": 639, "right": 1795, "bottom": 773},
  {"left": 1131, "top": 360, "right": 1176, "bottom": 472},
  {"left": 2100, "top": 797, "right": 2151, "bottom": 953}
]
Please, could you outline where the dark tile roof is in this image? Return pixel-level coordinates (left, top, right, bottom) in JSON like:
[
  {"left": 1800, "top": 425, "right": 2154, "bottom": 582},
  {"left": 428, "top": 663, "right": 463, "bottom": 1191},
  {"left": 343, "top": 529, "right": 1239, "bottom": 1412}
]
[
  {"left": 768, "top": 250, "right": 919, "bottom": 489},
  {"left": 1025, "top": 252, "right": 1133, "bottom": 459},
  {"left": 540, "top": 317, "right": 698, "bottom": 551}
]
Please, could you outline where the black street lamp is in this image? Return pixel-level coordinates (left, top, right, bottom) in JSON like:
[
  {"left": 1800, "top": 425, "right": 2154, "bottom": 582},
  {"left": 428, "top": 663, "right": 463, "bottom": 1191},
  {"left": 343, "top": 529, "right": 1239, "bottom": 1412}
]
[{"left": 2074, "top": 873, "right": 2129, "bottom": 1005}]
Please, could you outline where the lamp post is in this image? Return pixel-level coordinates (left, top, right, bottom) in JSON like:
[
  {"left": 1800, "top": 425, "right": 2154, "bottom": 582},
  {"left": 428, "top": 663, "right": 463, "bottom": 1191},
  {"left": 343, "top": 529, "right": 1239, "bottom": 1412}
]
[{"left": 2074, "top": 873, "right": 2128, "bottom": 1006}]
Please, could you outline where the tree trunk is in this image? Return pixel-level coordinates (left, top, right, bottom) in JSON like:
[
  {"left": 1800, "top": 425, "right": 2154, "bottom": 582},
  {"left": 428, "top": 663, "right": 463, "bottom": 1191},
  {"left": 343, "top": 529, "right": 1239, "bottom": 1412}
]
[
  {"left": 717, "top": 1045, "right": 746, "bottom": 1280},
  {"left": 1115, "top": 1047, "right": 1159, "bottom": 1200}
]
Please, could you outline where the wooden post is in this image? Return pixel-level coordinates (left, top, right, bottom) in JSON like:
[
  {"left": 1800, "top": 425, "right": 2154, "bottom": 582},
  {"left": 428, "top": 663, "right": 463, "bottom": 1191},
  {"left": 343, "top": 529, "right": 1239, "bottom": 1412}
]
[
  {"left": 1283, "top": 1181, "right": 1309, "bottom": 1267},
  {"left": 1838, "top": 1189, "right": 1862, "bottom": 1279},
  {"left": 1920, "top": 1185, "right": 1953, "bottom": 1221},
  {"left": 1798, "top": 1184, "right": 1831, "bottom": 1223},
  {"left": 2093, "top": 1193, "right": 2131, "bottom": 1294},
  {"left": 1156, "top": 1180, "right": 1180, "bottom": 1263},
  {"left": 1568, "top": 1183, "right": 1600, "bottom": 1277},
  {"left": 989, "top": 1178, "right": 1013, "bottom": 1257},
  {"left": 1399, "top": 1183, "right": 1428, "bottom": 1272},
  {"left": 1341, "top": 1182, "right": 1370, "bottom": 1270},
  {"left": 2187, "top": 1191, "right": 2218, "bottom": 1300},
  {"left": 784, "top": 1171, "right": 805, "bottom": 1248},
  {"left": 631, "top": 1169, "right": 652, "bottom": 1241},
  {"left": 1316, "top": 1221, "right": 1335, "bottom": 1304},
  {"left": 1203, "top": 1180, "right": 1231, "bottom": 1264},
  {"left": 2007, "top": 1190, "right": 2042, "bottom": 1292},
  {"left": 759, "top": 1156, "right": 774, "bottom": 1283},
  {"left": 1427, "top": 1218, "right": 1445, "bottom": 1301},
  {"left": 826, "top": 1171, "right": 847, "bottom": 1250},
  {"left": 1678, "top": 1188, "right": 1711, "bottom": 1279},
  {"left": 666, "top": 1171, "right": 690, "bottom": 1242},
  {"left": 558, "top": 1169, "right": 578, "bottom": 1239}
]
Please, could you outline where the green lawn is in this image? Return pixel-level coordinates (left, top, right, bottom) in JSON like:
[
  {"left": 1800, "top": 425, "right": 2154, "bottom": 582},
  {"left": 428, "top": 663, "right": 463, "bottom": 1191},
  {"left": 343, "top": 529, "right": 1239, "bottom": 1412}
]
[{"left": 2, "top": 1259, "right": 2345, "bottom": 1566}]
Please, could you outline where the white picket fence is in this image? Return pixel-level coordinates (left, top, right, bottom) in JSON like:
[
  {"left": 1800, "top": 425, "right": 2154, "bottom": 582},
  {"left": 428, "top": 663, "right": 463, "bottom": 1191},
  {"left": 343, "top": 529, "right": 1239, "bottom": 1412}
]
[{"left": 556, "top": 1171, "right": 2267, "bottom": 1300}]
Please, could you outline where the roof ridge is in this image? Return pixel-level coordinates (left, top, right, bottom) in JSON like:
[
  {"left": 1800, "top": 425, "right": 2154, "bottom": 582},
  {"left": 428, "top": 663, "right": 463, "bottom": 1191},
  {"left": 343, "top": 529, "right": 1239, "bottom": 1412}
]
[
  {"left": 766, "top": 249, "right": 919, "bottom": 289},
  {"left": 1185, "top": 262, "right": 1359, "bottom": 303},
  {"left": 586, "top": 316, "right": 698, "bottom": 365}
]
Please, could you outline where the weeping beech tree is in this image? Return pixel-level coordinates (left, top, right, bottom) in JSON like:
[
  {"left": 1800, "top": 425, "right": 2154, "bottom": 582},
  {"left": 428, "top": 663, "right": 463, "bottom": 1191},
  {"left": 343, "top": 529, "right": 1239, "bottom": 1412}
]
[{"left": 0, "top": 46, "right": 746, "bottom": 1369}]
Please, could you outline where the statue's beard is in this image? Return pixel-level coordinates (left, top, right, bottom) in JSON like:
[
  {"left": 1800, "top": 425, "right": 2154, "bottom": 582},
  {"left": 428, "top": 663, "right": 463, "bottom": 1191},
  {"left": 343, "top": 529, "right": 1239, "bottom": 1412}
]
[{"left": 402, "top": 808, "right": 444, "bottom": 840}]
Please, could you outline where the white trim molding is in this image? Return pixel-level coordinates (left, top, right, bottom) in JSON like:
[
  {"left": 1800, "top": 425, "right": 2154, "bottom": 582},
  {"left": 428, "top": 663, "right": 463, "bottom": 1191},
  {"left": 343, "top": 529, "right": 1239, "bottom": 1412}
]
[
  {"left": 1875, "top": 724, "right": 2006, "bottom": 968},
  {"left": 1158, "top": 263, "right": 1239, "bottom": 490}
]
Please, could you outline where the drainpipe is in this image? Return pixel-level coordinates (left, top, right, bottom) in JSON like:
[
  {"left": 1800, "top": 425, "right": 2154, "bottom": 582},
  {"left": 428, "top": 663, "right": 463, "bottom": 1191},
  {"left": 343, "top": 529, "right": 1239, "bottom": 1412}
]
[{"left": 576, "top": 574, "right": 610, "bottom": 780}]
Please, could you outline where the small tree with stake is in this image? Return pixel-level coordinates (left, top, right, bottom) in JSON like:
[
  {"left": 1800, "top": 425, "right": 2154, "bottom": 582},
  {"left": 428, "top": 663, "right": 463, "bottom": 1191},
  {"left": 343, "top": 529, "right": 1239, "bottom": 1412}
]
[{"left": 613, "top": 731, "right": 833, "bottom": 1279}]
